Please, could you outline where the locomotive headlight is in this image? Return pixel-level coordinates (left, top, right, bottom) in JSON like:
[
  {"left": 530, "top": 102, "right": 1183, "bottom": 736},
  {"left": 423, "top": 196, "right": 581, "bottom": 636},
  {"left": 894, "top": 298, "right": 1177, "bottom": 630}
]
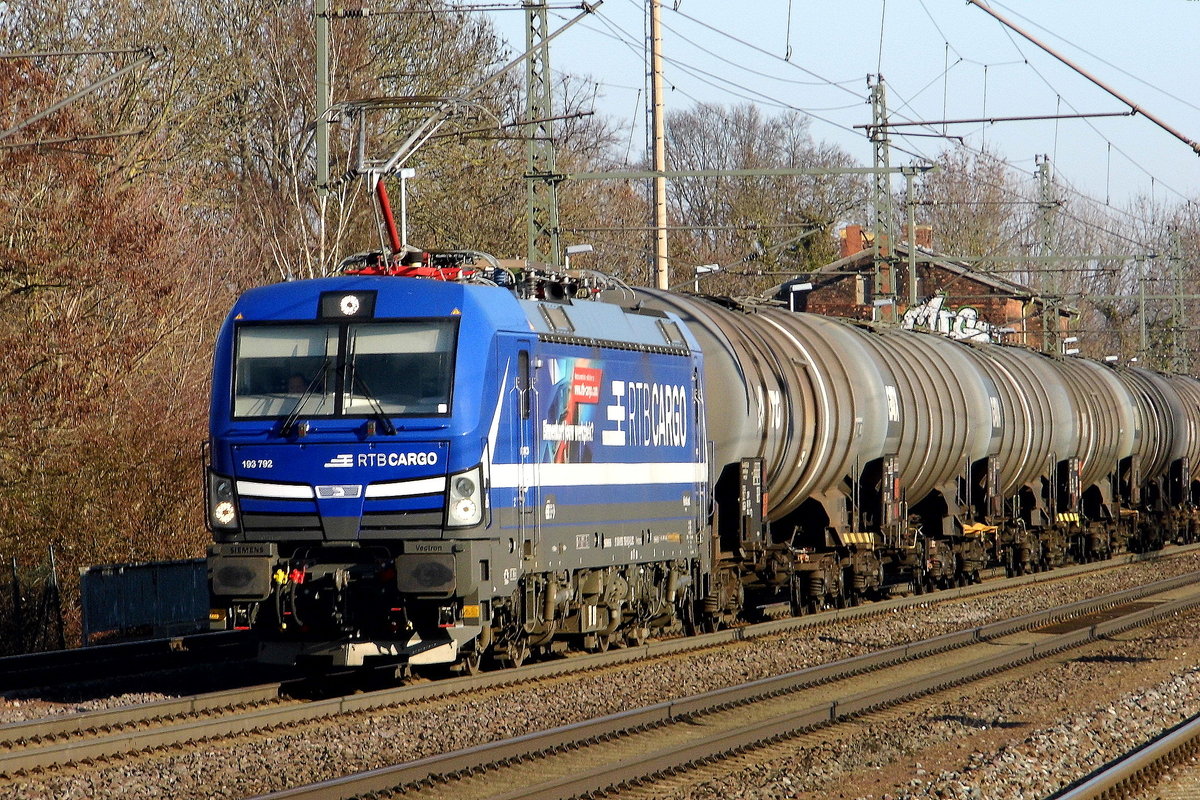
[
  {"left": 446, "top": 465, "right": 485, "bottom": 528},
  {"left": 452, "top": 497, "right": 478, "bottom": 522},
  {"left": 214, "top": 501, "right": 237, "bottom": 526},
  {"left": 207, "top": 470, "right": 239, "bottom": 530}
]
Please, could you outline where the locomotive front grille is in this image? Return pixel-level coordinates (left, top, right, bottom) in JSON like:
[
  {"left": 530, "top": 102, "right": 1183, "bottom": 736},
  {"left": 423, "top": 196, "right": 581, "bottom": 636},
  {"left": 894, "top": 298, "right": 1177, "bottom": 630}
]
[
  {"left": 241, "top": 513, "right": 322, "bottom": 531},
  {"left": 361, "top": 510, "right": 444, "bottom": 529},
  {"left": 239, "top": 510, "right": 444, "bottom": 535}
]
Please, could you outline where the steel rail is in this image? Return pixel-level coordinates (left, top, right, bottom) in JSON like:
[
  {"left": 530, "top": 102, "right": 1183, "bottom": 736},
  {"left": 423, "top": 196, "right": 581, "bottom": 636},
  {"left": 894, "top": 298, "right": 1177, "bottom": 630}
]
[
  {"left": 3, "top": 546, "right": 1195, "bottom": 779},
  {"left": 506, "top": 594, "right": 1200, "bottom": 800},
  {"left": 249, "top": 571, "right": 1200, "bottom": 800},
  {"left": 1052, "top": 712, "right": 1200, "bottom": 799},
  {"left": 0, "top": 683, "right": 283, "bottom": 747}
]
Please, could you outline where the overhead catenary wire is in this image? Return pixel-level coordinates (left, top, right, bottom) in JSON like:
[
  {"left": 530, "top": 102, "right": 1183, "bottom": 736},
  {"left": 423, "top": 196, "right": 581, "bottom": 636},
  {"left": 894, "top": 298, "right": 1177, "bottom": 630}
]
[
  {"left": 557, "top": 1, "right": 1193, "bottom": 229},
  {"left": 990, "top": 0, "right": 1200, "bottom": 116},
  {"left": 967, "top": 0, "right": 1200, "bottom": 156},
  {"left": 981, "top": 12, "right": 1193, "bottom": 205},
  {"left": 662, "top": 7, "right": 1163, "bottom": 241},
  {"left": 669, "top": 2, "right": 1190, "bottom": 229},
  {"left": 534, "top": 1, "right": 1184, "bottom": 259}
]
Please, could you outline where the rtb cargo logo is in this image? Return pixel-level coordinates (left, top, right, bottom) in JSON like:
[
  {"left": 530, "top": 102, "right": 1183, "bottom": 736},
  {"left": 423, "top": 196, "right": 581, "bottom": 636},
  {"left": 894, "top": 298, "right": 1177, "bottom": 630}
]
[
  {"left": 324, "top": 452, "right": 439, "bottom": 468},
  {"left": 603, "top": 380, "right": 688, "bottom": 448}
]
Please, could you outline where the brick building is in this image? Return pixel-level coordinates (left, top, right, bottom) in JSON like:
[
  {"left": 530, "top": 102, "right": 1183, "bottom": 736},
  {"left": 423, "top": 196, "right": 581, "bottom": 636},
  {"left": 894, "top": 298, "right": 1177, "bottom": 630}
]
[{"left": 782, "top": 224, "right": 1075, "bottom": 349}]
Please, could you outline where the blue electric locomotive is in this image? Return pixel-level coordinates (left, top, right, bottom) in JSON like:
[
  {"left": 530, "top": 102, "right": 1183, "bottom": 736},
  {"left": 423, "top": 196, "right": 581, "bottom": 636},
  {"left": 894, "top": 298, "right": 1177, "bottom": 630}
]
[
  {"left": 206, "top": 267, "right": 708, "bottom": 669},
  {"left": 207, "top": 253, "right": 1200, "bottom": 673}
]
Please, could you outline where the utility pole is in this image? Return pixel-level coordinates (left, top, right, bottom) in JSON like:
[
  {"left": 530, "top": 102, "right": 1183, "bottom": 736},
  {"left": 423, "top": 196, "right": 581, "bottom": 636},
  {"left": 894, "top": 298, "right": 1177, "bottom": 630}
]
[
  {"left": 650, "top": 0, "right": 669, "bottom": 289},
  {"left": 868, "top": 75, "right": 895, "bottom": 322},
  {"left": 315, "top": 0, "right": 330, "bottom": 197},
  {"left": 1036, "top": 155, "right": 1057, "bottom": 263},
  {"left": 524, "top": 0, "right": 561, "bottom": 265},
  {"left": 314, "top": 0, "right": 333, "bottom": 276},
  {"left": 1169, "top": 227, "right": 1185, "bottom": 373},
  {"left": 1137, "top": 254, "right": 1148, "bottom": 363},
  {"left": 904, "top": 167, "right": 919, "bottom": 309},
  {"left": 1035, "top": 155, "right": 1060, "bottom": 354}
]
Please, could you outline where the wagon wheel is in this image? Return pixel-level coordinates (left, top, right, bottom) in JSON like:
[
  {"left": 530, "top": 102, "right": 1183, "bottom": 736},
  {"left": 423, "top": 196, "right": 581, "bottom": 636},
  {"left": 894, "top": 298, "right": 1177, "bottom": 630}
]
[
  {"left": 626, "top": 624, "right": 649, "bottom": 647},
  {"left": 679, "top": 587, "right": 699, "bottom": 637},
  {"left": 498, "top": 638, "right": 529, "bottom": 668},
  {"left": 456, "top": 647, "right": 484, "bottom": 676}
]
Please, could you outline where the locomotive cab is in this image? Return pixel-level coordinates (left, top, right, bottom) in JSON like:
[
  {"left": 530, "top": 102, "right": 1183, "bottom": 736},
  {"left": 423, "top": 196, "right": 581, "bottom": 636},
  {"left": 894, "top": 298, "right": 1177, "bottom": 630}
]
[
  {"left": 205, "top": 269, "right": 709, "bottom": 671},
  {"left": 205, "top": 277, "right": 515, "bottom": 668}
]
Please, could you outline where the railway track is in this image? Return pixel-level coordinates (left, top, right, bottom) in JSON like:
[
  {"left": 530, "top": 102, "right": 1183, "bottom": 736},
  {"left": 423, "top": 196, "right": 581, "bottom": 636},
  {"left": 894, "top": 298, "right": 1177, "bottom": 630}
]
[
  {"left": 250, "top": 575, "right": 1200, "bottom": 800},
  {"left": 1050, "top": 710, "right": 1200, "bottom": 799},
  {"left": 2, "top": 548, "right": 1195, "bottom": 789},
  {"left": 2, "top": 544, "right": 1185, "bottom": 703},
  {"left": 228, "top": 571, "right": 1200, "bottom": 799}
]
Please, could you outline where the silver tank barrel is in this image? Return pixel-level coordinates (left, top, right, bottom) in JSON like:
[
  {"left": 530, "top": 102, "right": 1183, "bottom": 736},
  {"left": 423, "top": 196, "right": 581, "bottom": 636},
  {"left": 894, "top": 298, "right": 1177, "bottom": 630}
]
[
  {"left": 1166, "top": 373, "right": 1200, "bottom": 482},
  {"left": 1114, "top": 366, "right": 1189, "bottom": 483},
  {"left": 635, "top": 290, "right": 997, "bottom": 520},
  {"left": 632, "top": 290, "right": 896, "bottom": 519},
  {"left": 858, "top": 326, "right": 1000, "bottom": 502},
  {"left": 957, "top": 344, "right": 1069, "bottom": 496},
  {"left": 1051, "top": 357, "right": 1136, "bottom": 490}
]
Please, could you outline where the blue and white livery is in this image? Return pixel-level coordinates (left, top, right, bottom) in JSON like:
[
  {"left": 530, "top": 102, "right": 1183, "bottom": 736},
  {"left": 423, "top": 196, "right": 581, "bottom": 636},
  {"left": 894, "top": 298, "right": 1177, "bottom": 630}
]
[{"left": 206, "top": 269, "right": 707, "bottom": 668}]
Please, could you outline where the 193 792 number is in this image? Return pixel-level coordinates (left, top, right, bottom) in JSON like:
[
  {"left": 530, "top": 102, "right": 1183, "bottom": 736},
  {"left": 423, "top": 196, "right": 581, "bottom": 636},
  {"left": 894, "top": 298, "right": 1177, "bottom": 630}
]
[{"left": 241, "top": 459, "right": 274, "bottom": 469}]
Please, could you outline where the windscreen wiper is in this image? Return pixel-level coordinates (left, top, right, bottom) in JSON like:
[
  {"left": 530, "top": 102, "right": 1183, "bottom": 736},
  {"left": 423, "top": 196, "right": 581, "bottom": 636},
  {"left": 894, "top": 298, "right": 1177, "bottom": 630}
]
[
  {"left": 349, "top": 370, "right": 397, "bottom": 435},
  {"left": 345, "top": 331, "right": 397, "bottom": 436},
  {"left": 279, "top": 358, "right": 330, "bottom": 437}
]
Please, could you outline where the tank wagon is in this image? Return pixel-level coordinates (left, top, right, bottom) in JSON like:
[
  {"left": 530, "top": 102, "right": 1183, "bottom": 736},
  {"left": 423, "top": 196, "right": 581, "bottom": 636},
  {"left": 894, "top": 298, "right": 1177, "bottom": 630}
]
[{"left": 205, "top": 256, "right": 1200, "bottom": 671}]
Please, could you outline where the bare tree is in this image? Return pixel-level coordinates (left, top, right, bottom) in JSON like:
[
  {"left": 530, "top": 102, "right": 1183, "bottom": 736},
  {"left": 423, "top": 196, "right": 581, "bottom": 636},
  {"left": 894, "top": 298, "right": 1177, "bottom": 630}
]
[
  {"left": 662, "top": 103, "right": 866, "bottom": 293},
  {"left": 913, "top": 146, "right": 1030, "bottom": 263}
]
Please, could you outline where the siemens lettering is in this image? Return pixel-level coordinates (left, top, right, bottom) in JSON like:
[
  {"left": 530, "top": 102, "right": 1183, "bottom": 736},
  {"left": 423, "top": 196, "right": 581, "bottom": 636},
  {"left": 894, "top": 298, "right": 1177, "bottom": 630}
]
[
  {"left": 359, "top": 452, "right": 438, "bottom": 467},
  {"left": 625, "top": 382, "right": 688, "bottom": 447}
]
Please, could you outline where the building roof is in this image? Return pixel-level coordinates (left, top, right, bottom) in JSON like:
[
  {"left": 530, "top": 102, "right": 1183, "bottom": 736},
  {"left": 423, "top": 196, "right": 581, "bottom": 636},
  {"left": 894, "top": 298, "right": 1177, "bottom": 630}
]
[{"left": 806, "top": 236, "right": 1078, "bottom": 316}]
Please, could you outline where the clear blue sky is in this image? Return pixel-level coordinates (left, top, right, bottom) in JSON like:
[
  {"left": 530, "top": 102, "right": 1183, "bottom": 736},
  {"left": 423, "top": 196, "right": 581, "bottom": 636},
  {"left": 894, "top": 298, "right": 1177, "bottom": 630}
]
[{"left": 485, "top": 0, "right": 1200, "bottom": 216}]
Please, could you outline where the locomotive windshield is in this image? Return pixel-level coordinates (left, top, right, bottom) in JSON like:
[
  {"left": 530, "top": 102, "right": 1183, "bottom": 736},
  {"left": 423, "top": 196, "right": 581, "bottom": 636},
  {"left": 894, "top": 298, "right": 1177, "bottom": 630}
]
[{"left": 232, "top": 319, "right": 457, "bottom": 419}]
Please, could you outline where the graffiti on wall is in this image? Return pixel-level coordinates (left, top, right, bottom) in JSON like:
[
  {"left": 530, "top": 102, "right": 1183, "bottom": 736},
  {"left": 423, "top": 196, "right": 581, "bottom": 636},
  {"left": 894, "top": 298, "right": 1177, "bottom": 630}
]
[{"left": 901, "top": 293, "right": 1001, "bottom": 342}]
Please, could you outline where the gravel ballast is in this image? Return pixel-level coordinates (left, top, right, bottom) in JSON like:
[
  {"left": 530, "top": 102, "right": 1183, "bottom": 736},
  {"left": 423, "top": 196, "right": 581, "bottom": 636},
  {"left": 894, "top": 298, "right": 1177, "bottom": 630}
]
[{"left": 4, "top": 553, "right": 1200, "bottom": 799}]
